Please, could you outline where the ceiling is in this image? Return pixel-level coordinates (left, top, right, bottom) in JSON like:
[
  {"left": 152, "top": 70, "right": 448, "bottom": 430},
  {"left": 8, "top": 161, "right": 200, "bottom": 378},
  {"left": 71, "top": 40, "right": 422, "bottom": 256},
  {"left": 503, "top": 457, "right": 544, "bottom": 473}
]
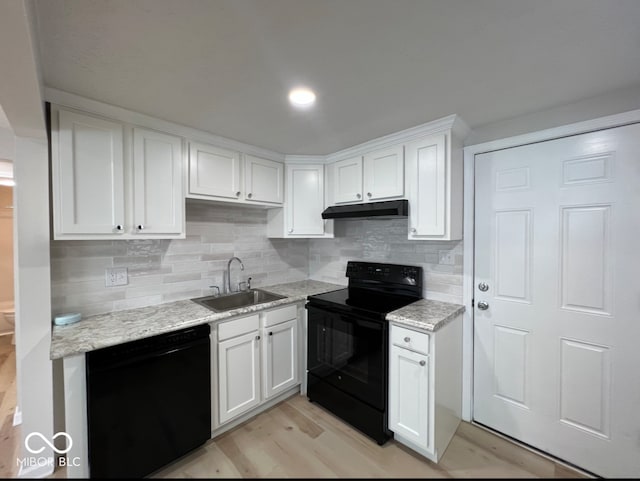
[{"left": 33, "top": 0, "right": 640, "bottom": 154}]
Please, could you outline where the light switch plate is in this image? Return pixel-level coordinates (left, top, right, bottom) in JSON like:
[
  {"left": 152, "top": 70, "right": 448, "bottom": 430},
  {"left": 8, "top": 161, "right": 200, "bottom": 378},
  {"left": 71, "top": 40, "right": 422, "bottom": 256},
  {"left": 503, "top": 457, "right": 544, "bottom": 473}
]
[{"left": 105, "top": 267, "right": 128, "bottom": 287}]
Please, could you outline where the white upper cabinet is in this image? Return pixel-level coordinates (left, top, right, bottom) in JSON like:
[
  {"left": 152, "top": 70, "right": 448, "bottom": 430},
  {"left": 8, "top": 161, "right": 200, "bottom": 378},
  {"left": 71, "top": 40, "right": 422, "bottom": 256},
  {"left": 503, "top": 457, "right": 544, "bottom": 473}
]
[
  {"left": 287, "top": 164, "right": 327, "bottom": 236},
  {"left": 267, "top": 163, "right": 333, "bottom": 238},
  {"left": 54, "top": 109, "right": 125, "bottom": 236},
  {"left": 333, "top": 156, "right": 363, "bottom": 204},
  {"left": 363, "top": 145, "right": 404, "bottom": 201},
  {"left": 188, "top": 142, "right": 284, "bottom": 206},
  {"left": 405, "top": 129, "right": 463, "bottom": 240},
  {"left": 244, "top": 154, "right": 283, "bottom": 204},
  {"left": 132, "top": 128, "right": 184, "bottom": 236},
  {"left": 188, "top": 141, "right": 242, "bottom": 201},
  {"left": 331, "top": 145, "right": 404, "bottom": 205},
  {"left": 51, "top": 107, "right": 185, "bottom": 240}
]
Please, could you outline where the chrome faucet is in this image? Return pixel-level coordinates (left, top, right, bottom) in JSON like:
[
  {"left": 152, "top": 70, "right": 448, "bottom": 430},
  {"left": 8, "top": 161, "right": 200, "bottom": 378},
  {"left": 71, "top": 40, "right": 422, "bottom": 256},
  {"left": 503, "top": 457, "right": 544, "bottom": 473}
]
[{"left": 226, "top": 256, "right": 244, "bottom": 293}]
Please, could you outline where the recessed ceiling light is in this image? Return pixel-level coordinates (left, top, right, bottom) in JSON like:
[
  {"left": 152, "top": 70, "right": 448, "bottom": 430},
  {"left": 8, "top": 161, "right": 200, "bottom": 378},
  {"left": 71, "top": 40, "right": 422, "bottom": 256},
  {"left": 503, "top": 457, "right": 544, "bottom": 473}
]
[{"left": 288, "top": 87, "right": 316, "bottom": 108}]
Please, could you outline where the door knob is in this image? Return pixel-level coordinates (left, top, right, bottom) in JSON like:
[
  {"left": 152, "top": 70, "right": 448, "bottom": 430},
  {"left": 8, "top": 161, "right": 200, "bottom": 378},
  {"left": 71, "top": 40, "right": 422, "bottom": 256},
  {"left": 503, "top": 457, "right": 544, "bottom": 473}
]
[
  {"left": 478, "top": 282, "right": 489, "bottom": 292},
  {"left": 477, "top": 301, "right": 489, "bottom": 310}
]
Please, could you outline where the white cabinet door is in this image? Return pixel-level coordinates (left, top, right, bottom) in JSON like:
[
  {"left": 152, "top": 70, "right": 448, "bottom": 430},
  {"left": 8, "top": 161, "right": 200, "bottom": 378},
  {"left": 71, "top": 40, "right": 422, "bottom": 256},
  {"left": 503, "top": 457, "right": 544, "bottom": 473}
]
[
  {"left": 54, "top": 109, "right": 125, "bottom": 236},
  {"left": 132, "top": 128, "right": 184, "bottom": 235},
  {"left": 262, "top": 319, "right": 298, "bottom": 399},
  {"left": 188, "top": 141, "right": 242, "bottom": 201},
  {"left": 218, "top": 330, "right": 261, "bottom": 424},
  {"left": 286, "top": 164, "right": 326, "bottom": 236},
  {"left": 363, "top": 145, "right": 404, "bottom": 201},
  {"left": 244, "top": 154, "right": 283, "bottom": 204},
  {"left": 333, "top": 156, "right": 363, "bottom": 204},
  {"left": 405, "top": 132, "right": 462, "bottom": 240},
  {"left": 389, "top": 344, "right": 431, "bottom": 451}
]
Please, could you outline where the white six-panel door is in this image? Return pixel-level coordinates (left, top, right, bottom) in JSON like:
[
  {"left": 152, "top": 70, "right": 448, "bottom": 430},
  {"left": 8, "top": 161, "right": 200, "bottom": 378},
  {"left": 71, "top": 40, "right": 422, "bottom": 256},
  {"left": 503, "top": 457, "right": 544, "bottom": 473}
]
[{"left": 473, "top": 123, "right": 640, "bottom": 478}]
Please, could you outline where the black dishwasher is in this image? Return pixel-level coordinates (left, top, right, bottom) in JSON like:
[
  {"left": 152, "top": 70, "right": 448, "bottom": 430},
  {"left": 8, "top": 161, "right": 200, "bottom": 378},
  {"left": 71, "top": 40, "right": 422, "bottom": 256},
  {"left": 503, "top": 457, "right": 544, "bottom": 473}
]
[{"left": 86, "top": 324, "right": 211, "bottom": 478}]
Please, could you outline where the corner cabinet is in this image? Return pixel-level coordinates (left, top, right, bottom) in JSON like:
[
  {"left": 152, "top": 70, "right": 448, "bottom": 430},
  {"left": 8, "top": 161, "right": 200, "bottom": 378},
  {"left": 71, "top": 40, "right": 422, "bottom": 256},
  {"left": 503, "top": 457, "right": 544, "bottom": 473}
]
[
  {"left": 388, "top": 318, "right": 462, "bottom": 463},
  {"left": 405, "top": 123, "right": 465, "bottom": 240},
  {"left": 51, "top": 106, "right": 185, "bottom": 239},
  {"left": 187, "top": 141, "right": 284, "bottom": 206},
  {"left": 267, "top": 163, "right": 333, "bottom": 238}
]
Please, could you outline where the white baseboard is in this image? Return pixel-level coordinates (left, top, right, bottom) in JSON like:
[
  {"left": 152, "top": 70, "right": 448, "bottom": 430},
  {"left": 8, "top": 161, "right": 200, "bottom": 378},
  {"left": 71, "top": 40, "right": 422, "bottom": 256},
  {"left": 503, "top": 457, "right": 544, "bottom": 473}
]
[{"left": 13, "top": 405, "right": 22, "bottom": 426}]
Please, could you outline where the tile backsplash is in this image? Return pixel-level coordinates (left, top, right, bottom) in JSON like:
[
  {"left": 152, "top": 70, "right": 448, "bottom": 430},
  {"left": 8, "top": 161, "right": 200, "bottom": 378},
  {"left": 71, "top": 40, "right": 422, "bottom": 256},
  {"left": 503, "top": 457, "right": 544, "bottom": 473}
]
[
  {"left": 309, "top": 219, "right": 463, "bottom": 304},
  {"left": 51, "top": 203, "right": 463, "bottom": 318},
  {"left": 50, "top": 201, "right": 309, "bottom": 317}
]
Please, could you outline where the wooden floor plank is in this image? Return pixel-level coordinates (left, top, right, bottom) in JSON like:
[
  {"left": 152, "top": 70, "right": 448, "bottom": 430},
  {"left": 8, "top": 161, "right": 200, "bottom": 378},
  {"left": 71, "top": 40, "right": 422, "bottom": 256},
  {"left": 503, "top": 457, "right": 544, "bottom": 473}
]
[{"left": 152, "top": 393, "right": 589, "bottom": 479}]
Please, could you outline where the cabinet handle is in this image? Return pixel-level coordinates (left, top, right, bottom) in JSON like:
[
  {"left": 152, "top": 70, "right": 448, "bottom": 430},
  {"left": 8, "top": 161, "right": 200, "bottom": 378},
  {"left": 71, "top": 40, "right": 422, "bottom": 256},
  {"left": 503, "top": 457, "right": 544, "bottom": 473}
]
[
  {"left": 255, "top": 335, "right": 261, "bottom": 340},
  {"left": 236, "top": 191, "right": 241, "bottom": 197},
  {"left": 247, "top": 193, "right": 253, "bottom": 199},
  {"left": 137, "top": 224, "right": 144, "bottom": 231},
  {"left": 404, "top": 336, "right": 410, "bottom": 342},
  {"left": 269, "top": 332, "right": 273, "bottom": 336},
  {"left": 288, "top": 228, "right": 294, "bottom": 233},
  {"left": 410, "top": 227, "right": 417, "bottom": 233},
  {"left": 367, "top": 192, "right": 372, "bottom": 198},
  {"left": 115, "top": 225, "right": 123, "bottom": 231},
  {"left": 419, "top": 360, "right": 426, "bottom": 367},
  {"left": 356, "top": 193, "right": 361, "bottom": 199}
]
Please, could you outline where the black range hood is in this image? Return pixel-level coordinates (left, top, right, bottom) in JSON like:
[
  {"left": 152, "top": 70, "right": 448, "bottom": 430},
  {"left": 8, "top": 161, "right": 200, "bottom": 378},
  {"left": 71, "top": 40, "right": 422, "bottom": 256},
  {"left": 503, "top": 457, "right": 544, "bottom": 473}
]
[{"left": 321, "top": 199, "right": 408, "bottom": 220}]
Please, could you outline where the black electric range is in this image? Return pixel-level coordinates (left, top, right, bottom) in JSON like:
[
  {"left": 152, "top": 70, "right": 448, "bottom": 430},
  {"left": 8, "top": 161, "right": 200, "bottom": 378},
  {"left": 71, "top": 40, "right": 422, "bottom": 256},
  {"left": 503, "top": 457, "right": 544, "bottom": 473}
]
[{"left": 305, "top": 261, "right": 423, "bottom": 445}]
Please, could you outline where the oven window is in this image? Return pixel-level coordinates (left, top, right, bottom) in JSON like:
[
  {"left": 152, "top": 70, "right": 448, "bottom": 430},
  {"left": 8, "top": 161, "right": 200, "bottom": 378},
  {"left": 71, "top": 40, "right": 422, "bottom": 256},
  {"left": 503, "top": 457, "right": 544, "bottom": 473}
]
[{"left": 307, "top": 305, "right": 386, "bottom": 409}]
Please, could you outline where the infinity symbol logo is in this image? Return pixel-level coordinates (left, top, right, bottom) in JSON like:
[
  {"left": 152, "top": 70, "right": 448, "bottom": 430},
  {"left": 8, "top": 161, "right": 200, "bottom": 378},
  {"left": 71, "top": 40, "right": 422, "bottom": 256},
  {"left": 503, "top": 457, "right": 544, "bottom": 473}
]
[{"left": 25, "top": 432, "right": 73, "bottom": 454}]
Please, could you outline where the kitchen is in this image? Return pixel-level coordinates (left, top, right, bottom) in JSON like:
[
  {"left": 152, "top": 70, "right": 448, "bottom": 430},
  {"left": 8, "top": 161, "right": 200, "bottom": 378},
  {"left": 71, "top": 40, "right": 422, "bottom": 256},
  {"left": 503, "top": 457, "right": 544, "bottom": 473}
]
[{"left": 1, "top": 0, "right": 639, "bottom": 479}]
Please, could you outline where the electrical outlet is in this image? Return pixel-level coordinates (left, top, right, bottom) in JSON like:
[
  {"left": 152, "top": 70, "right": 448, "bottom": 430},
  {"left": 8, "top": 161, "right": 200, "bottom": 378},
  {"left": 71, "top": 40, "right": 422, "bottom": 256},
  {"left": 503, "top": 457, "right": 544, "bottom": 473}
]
[
  {"left": 105, "top": 267, "right": 128, "bottom": 287},
  {"left": 438, "top": 251, "right": 455, "bottom": 266}
]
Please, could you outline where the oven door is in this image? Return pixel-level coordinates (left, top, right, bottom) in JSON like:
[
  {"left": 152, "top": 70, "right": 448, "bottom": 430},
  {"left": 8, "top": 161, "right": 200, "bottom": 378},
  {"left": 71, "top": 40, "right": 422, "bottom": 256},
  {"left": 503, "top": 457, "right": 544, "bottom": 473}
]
[{"left": 306, "top": 304, "right": 387, "bottom": 410}]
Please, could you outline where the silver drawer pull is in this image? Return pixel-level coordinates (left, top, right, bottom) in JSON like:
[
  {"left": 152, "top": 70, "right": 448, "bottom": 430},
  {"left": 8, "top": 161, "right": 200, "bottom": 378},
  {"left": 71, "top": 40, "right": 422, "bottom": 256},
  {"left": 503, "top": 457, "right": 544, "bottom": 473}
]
[
  {"left": 404, "top": 336, "right": 410, "bottom": 342},
  {"left": 419, "top": 360, "right": 426, "bottom": 366}
]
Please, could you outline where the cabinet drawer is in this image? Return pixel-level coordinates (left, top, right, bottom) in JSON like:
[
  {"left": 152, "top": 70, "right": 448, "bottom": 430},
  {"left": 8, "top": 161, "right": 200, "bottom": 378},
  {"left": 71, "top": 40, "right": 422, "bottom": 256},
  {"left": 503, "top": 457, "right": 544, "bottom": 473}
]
[
  {"left": 263, "top": 304, "right": 297, "bottom": 328},
  {"left": 218, "top": 314, "right": 259, "bottom": 341},
  {"left": 391, "top": 325, "right": 429, "bottom": 355}
]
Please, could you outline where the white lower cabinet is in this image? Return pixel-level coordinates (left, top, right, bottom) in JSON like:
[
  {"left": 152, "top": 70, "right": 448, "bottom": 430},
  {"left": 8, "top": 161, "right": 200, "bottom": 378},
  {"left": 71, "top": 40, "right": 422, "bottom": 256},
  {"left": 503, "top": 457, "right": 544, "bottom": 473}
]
[
  {"left": 217, "top": 314, "right": 261, "bottom": 424},
  {"left": 388, "top": 318, "right": 462, "bottom": 463},
  {"left": 389, "top": 343, "right": 431, "bottom": 450},
  {"left": 213, "top": 304, "right": 300, "bottom": 429},
  {"left": 262, "top": 318, "right": 298, "bottom": 399}
]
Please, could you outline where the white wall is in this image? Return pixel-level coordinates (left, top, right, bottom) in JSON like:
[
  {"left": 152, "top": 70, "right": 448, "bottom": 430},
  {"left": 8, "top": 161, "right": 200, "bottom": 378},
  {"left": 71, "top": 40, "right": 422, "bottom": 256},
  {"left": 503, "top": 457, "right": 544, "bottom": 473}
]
[
  {"left": 0, "top": 0, "right": 53, "bottom": 477},
  {"left": 466, "top": 83, "right": 640, "bottom": 145},
  {"left": 0, "top": 127, "right": 15, "bottom": 161}
]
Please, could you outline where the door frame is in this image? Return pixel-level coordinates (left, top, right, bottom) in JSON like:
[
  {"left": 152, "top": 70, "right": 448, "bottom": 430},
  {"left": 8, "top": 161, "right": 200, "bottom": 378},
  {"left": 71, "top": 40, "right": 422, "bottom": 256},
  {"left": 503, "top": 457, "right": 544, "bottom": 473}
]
[{"left": 460, "top": 108, "right": 640, "bottom": 422}]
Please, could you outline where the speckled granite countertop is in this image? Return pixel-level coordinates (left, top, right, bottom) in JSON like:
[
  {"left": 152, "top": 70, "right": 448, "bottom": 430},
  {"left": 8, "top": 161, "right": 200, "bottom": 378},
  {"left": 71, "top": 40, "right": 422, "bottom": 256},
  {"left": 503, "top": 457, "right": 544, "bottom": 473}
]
[
  {"left": 386, "top": 299, "right": 465, "bottom": 332},
  {"left": 50, "top": 280, "right": 344, "bottom": 360}
]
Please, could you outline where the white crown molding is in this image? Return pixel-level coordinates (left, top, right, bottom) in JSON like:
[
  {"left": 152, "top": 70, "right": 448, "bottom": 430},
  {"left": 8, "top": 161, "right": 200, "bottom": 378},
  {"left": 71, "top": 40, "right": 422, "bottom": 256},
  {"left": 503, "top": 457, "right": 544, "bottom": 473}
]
[
  {"left": 284, "top": 154, "right": 329, "bottom": 164},
  {"left": 325, "top": 114, "right": 471, "bottom": 163},
  {"left": 463, "top": 108, "right": 640, "bottom": 156},
  {"left": 45, "top": 87, "right": 473, "bottom": 164},
  {"left": 44, "top": 87, "right": 286, "bottom": 162}
]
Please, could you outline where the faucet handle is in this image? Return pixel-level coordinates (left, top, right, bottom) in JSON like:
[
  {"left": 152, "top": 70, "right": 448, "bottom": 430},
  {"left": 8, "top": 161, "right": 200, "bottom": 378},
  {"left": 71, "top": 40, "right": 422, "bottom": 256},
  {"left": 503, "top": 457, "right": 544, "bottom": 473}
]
[
  {"left": 247, "top": 277, "right": 252, "bottom": 290},
  {"left": 237, "top": 281, "right": 247, "bottom": 292},
  {"left": 209, "top": 285, "right": 220, "bottom": 296}
]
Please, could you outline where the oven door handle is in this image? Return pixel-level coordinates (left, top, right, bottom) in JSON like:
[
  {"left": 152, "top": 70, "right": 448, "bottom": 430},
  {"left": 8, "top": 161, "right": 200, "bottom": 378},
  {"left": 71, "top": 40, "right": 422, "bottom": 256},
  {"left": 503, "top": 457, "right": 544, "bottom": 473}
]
[{"left": 306, "top": 303, "right": 385, "bottom": 331}]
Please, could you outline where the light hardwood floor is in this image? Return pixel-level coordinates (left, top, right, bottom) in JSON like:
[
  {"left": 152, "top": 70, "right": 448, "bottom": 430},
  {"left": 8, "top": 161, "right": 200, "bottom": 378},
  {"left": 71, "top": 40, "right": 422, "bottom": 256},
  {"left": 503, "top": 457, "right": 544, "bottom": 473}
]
[
  {"left": 153, "top": 394, "right": 590, "bottom": 479},
  {"left": 0, "top": 340, "right": 590, "bottom": 479}
]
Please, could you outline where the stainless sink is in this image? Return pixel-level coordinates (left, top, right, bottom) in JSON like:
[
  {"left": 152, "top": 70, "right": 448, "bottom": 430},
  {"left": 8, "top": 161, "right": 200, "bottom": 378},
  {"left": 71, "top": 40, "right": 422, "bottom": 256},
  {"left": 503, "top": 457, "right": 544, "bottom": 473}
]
[{"left": 191, "top": 289, "right": 286, "bottom": 312}]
